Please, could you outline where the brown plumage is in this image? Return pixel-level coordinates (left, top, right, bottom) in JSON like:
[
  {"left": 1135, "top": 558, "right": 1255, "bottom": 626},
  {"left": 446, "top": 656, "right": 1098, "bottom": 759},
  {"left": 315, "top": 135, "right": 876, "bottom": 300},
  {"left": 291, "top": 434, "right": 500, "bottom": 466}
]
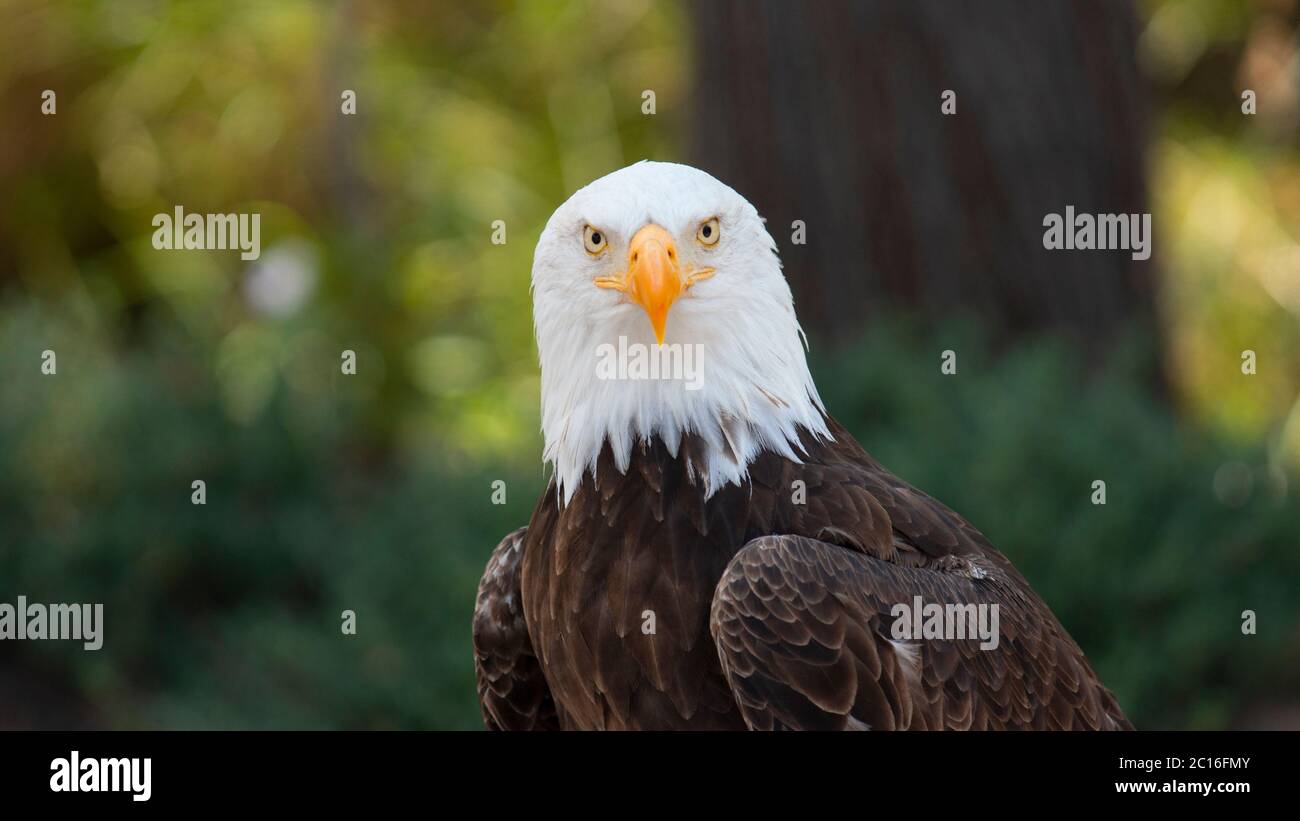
[{"left": 473, "top": 416, "right": 1132, "bottom": 730}]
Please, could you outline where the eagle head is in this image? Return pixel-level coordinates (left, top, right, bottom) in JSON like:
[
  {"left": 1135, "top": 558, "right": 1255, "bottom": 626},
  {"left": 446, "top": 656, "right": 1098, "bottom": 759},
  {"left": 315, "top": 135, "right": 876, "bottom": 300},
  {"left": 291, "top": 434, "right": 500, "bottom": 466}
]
[{"left": 531, "top": 161, "right": 830, "bottom": 504}]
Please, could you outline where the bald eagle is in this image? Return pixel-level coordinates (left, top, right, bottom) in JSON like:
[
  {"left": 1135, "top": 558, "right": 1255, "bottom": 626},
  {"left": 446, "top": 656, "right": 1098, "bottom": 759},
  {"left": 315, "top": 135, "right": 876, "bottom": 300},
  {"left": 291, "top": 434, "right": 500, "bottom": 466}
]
[{"left": 472, "top": 161, "right": 1131, "bottom": 731}]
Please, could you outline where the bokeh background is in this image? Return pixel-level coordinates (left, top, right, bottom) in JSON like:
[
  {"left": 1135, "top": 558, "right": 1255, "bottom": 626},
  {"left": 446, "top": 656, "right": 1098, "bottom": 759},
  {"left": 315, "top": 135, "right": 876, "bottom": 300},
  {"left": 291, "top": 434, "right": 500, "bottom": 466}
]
[{"left": 0, "top": 0, "right": 1297, "bottom": 729}]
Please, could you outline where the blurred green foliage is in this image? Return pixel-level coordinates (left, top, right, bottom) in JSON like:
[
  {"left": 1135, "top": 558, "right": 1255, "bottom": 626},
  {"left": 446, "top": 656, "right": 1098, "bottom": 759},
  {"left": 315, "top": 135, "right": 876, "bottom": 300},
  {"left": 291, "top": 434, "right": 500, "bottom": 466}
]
[
  {"left": 1, "top": 303, "right": 541, "bottom": 728},
  {"left": 1142, "top": 0, "right": 1300, "bottom": 459},
  {"left": 0, "top": 0, "right": 685, "bottom": 471},
  {"left": 3, "top": 309, "right": 1297, "bottom": 728}
]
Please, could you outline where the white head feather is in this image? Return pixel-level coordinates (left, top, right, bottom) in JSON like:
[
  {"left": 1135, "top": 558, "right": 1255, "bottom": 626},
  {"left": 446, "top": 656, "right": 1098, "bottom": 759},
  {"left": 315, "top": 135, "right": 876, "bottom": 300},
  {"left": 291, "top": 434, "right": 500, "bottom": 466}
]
[{"left": 531, "top": 161, "right": 830, "bottom": 505}]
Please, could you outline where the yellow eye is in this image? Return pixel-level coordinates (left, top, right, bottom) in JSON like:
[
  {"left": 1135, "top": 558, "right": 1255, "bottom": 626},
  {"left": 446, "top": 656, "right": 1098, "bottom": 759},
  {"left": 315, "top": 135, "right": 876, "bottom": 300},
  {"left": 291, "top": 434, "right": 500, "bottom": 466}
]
[
  {"left": 697, "top": 217, "right": 720, "bottom": 246},
  {"left": 583, "top": 225, "right": 608, "bottom": 255}
]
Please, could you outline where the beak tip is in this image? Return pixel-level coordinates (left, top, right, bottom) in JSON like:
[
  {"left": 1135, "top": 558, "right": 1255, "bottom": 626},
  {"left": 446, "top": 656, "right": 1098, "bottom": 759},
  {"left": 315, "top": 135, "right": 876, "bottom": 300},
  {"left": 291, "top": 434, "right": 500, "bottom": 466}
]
[{"left": 649, "top": 312, "right": 669, "bottom": 346}]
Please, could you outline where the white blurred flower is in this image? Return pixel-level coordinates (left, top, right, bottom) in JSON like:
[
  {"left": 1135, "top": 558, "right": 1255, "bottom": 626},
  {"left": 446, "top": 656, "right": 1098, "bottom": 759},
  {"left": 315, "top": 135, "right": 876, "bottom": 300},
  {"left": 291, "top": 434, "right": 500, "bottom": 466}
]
[{"left": 244, "top": 240, "right": 317, "bottom": 317}]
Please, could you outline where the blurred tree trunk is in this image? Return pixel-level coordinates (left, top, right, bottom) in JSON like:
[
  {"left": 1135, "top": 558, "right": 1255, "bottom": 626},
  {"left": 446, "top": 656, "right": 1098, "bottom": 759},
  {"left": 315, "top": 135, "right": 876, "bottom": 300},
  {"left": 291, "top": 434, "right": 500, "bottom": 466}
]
[{"left": 691, "top": 0, "right": 1159, "bottom": 366}]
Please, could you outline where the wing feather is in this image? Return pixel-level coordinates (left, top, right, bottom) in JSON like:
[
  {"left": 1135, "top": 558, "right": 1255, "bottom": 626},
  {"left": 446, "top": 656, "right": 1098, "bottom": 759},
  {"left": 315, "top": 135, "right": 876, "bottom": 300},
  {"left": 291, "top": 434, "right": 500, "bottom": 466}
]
[
  {"left": 709, "top": 533, "right": 1132, "bottom": 731},
  {"left": 472, "top": 527, "right": 559, "bottom": 730}
]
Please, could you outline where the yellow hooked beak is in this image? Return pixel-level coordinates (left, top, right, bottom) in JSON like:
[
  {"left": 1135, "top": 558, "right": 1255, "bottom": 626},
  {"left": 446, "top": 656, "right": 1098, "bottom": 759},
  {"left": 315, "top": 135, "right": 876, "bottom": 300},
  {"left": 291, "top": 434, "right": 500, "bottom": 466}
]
[{"left": 593, "top": 224, "right": 714, "bottom": 345}]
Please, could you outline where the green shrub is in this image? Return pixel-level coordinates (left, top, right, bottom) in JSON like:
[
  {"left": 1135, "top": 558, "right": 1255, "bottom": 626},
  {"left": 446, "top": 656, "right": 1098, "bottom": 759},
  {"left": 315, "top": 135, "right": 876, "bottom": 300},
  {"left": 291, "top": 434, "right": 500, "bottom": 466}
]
[{"left": 1, "top": 309, "right": 1295, "bottom": 729}]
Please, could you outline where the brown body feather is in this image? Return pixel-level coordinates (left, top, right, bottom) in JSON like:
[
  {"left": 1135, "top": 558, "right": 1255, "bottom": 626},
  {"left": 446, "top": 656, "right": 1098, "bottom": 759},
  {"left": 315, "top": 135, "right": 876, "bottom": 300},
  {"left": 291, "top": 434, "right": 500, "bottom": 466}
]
[{"left": 472, "top": 417, "right": 1131, "bottom": 730}]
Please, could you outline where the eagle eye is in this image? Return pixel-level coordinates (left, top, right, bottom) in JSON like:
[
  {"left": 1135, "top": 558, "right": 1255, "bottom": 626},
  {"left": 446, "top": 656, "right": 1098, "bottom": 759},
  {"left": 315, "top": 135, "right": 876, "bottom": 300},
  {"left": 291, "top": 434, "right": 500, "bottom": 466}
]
[
  {"left": 583, "top": 225, "right": 608, "bottom": 255},
  {"left": 697, "top": 217, "right": 720, "bottom": 246}
]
